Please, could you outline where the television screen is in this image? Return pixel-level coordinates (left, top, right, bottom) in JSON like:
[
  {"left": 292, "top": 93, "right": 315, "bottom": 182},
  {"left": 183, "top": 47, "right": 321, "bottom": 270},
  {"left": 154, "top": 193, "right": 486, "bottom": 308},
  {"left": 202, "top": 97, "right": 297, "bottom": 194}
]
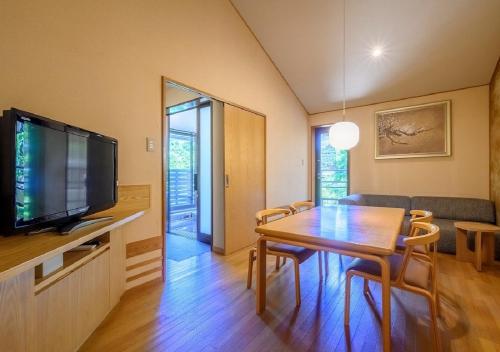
[{"left": 0, "top": 109, "right": 117, "bottom": 235}]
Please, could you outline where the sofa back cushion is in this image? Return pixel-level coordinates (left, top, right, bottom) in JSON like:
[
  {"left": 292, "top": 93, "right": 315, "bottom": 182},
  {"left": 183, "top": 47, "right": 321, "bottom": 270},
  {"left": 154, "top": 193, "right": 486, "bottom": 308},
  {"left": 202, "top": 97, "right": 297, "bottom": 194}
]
[
  {"left": 411, "top": 196, "right": 496, "bottom": 223},
  {"left": 338, "top": 194, "right": 367, "bottom": 206},
  {"left": 339, "top": 194, "right": 411, "bottom": 215}
]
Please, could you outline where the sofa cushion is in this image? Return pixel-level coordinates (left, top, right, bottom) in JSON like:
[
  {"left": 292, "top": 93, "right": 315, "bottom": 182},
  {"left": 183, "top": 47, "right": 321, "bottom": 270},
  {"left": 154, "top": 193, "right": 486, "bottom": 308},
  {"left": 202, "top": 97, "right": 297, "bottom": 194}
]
[
  {"left": 431, "top": 218, "right": 458, "bottom": 254},
  {"left": 339, "top": 194, "right": 411, "bottom": 215},
  {"left": 411, "top": 196, "right": 496, "bottom": 223}
]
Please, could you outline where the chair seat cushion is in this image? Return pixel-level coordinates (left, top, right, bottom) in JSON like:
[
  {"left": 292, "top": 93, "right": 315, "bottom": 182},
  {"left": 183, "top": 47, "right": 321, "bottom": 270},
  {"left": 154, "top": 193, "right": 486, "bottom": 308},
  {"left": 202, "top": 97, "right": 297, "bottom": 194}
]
[
  {"left": 347, "top": 254, "right": 431, "bottom": 289},
  {"left": 396, "top": 235, "right": 427, "bottom": 254},
  {"left": 267, "top": 242, "right": 316, "bottom": 263}
]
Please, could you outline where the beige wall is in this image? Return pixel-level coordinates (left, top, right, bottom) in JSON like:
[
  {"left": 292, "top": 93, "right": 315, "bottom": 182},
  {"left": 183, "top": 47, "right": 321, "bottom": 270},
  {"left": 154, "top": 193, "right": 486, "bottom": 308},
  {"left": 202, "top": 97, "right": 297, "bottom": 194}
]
[
  {"left": 0, "top": 0, "right": 309, "bottom": 244},
  {"left": 310, "top": 86, "right": 490, "bottom": 199},
  {"left": 491, "top": 61, "right": 500, "bottom": 224}
]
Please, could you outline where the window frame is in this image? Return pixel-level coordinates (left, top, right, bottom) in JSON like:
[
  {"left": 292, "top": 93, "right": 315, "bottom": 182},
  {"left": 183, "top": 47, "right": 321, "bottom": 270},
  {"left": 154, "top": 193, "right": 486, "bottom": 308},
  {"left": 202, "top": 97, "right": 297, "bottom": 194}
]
[{"left": 313, "top": 126, "right": 350, "bottom": 206}]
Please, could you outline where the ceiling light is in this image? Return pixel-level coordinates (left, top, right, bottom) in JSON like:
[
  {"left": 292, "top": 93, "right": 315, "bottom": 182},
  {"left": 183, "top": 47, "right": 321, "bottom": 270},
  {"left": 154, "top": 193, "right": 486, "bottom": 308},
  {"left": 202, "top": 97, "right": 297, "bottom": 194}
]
[
  {"left": 329, "top": 0, "right": 359, "bottom": 151},
  {"left": 371, "top": 46, "right": 383, "bottom": 58}
]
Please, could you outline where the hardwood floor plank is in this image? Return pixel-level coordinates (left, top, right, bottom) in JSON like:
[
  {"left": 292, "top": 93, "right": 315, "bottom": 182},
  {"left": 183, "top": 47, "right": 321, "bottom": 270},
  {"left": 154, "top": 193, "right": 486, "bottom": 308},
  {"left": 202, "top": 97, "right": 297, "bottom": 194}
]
[{"left": 80, "top": 250, "right": 500, "bottom": 352}]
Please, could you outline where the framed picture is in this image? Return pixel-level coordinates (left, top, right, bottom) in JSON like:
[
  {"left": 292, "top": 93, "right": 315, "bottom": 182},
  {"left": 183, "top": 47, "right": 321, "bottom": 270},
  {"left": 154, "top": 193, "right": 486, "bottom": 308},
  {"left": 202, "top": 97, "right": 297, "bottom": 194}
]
[{"left": 375, "top": 100, "right": 451, "bottom": 159}]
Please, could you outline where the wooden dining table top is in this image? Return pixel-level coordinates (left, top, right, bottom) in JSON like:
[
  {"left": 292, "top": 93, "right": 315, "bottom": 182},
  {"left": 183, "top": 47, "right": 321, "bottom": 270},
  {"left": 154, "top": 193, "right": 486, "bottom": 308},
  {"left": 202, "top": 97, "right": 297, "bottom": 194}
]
[{"left": 255, "top": 205, "right": 405, "bottom": 256}]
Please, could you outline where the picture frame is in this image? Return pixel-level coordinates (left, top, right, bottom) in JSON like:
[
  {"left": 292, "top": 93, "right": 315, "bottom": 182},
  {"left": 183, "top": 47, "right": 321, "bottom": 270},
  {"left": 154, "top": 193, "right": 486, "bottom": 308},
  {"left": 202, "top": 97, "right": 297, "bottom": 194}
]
[{"left": 375, "top": 100, "right": 451, "bottom": 159}]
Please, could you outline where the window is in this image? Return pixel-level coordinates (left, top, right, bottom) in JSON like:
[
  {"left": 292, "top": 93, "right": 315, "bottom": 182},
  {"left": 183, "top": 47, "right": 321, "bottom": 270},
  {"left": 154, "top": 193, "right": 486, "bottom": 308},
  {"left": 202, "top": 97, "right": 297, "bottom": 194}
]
[{"left": 315, "top": 127, "right": 349, "bottom": 206}]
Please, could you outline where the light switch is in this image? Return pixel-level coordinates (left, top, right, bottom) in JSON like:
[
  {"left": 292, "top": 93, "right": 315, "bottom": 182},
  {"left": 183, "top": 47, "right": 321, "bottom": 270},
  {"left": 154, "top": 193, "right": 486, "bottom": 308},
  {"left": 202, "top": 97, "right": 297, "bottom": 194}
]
[{"left": 146, "top": 137, "right": 155, "bottom": 152}]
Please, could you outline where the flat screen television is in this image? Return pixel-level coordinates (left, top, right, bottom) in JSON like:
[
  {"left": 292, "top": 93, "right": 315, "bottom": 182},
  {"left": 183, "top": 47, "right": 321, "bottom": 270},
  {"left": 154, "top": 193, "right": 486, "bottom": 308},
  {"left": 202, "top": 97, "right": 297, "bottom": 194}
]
[{"left": 0, "top": 108, "right": 118, "bottom": 235}]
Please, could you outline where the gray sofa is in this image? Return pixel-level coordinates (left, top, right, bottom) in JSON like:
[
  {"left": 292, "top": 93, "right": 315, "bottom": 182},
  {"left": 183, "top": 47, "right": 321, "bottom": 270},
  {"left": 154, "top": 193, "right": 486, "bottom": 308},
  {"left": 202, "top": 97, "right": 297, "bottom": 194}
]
[{"left": 339, "top": 194, "right": 497, "bottom": 257}]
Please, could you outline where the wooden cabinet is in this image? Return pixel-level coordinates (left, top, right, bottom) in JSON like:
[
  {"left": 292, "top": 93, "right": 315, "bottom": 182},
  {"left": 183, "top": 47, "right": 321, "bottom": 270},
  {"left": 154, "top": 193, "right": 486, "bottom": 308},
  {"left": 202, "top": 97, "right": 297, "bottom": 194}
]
[
  {"left": 0, "top": 185, "right": 148, "bottom": 352},
  {"left": 0, "top": 270, "right": 34, "bottom": 352},
  {"left": 109, "top": 228, "right": 126, "bottom": 306},
  {"left": 35, "top": 249, "right": 110, "bottom": 352}
]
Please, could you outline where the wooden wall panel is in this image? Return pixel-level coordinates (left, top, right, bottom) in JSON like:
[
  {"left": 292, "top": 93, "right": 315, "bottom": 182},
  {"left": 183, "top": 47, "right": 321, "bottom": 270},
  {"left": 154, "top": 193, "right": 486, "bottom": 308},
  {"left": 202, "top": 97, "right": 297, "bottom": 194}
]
[
  {"left": 490, "top": 59, "right": 500, "bottom": 224},
  {"left": 126, "top": 236, "right": 162, "bottom": 258},
  {"left": 125, "top": 236, "right": 163, "bottom": 289},
  {"left": 224, "top": 104, "right": 266, "bottom": 254}
]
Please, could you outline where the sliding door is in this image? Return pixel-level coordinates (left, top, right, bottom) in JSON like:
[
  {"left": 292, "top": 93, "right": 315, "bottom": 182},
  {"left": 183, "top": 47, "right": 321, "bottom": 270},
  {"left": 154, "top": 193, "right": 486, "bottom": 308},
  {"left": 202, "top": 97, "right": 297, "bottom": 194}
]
[{"left": 223, "top": 104, "right": 265, "bottom": 255}]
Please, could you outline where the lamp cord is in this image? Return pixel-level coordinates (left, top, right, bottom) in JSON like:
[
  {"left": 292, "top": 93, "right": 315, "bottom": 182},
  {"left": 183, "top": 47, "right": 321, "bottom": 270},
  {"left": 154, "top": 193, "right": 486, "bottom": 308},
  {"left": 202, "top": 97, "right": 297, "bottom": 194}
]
[{"left": 342, "top": 0, "right": 346, "bottom": 121}]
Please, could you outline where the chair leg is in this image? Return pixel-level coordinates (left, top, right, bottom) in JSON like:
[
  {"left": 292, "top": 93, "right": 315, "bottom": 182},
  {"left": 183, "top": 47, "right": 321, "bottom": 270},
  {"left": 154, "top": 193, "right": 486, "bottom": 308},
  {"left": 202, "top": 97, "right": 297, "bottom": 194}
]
[
  {"left": 344, "top": 272, "right": 352, "bottom": 325},
  {"left": 363, "top": 278, "right": 370, "bottom": 296},
  {"left": 428, "top": 296, "right": 441, "bottom": 352},
  {"left": 436, "top": 290, "right": 442, "bottom": 318},
  {"left": 247, "top": 249, "right": 255, "bottom": 289},
  {"left": 324, "top": 252, "right": 329, "bottom": 275},
  {"left": 318, "top": 251, "right": 323, "bottom": 279},
  {"left": 293, "top": 258, "right": 301, "bottom": 307},
  {"left": 275, "top": 256, "right": 281, "bottom": 270}
]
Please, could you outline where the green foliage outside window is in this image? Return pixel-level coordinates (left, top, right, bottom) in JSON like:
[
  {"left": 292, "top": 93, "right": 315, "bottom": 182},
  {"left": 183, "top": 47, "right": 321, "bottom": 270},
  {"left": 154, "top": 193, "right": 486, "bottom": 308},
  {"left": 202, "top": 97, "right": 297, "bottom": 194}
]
[
  {"left": 317, "top": 130, "right": 349, "bottom": 205},
  {"left": 169, "top": 133, "right": 195, "bottom": 170}
]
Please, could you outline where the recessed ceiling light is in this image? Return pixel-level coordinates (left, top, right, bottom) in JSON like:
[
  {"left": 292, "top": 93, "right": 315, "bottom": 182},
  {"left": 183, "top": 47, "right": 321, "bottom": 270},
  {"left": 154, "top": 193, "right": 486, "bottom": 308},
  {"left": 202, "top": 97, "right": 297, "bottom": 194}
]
[{"left": 371, "top": 46, "right": 383, "bottom": 58}]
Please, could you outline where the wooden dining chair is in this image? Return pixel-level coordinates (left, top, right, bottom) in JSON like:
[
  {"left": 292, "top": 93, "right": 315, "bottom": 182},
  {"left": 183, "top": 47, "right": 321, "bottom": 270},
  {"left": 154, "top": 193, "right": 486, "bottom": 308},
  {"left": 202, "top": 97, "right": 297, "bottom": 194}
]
[
  {"left": 290, "top": 200, "right": 338, "bottom": 273},
  {"left": 289, "top": 201, "right": 315, "bottom": 214},
  {"left": 396, "top": 210, "right": 433, "bottom": 255},
  {"left": 248, "top": 208, "right": 319, "bottom": 307},
  {"left": 344, "top": 222, "right": 442, "bottom": 351}
]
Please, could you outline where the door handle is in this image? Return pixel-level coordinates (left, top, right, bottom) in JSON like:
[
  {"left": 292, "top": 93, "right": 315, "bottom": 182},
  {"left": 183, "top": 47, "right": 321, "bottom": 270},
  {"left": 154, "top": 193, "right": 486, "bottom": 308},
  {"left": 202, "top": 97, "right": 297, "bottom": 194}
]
[{"left": 225, "top": 174, "right": 230, "bottom": 188}]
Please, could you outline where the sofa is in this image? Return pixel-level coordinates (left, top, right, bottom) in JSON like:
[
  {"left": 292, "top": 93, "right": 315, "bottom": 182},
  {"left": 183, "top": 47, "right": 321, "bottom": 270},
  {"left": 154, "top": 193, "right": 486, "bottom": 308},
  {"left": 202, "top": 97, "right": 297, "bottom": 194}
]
[{"left": 339, "top": 194, "right": 498, "bottom": 257}]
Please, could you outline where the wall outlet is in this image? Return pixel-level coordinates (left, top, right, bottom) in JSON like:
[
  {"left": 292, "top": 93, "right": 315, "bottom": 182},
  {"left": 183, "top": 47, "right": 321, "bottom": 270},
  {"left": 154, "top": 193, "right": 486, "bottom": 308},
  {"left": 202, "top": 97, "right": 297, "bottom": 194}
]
[{"left": 146, "top": 137, "right": 155, "bottom": 152}]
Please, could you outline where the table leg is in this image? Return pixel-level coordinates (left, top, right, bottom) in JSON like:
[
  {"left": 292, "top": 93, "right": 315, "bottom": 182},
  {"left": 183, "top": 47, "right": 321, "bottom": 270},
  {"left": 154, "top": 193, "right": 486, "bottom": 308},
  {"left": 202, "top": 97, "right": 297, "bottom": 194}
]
[
  {"left": 456, "top": 228, "right": 473, "bottom": 262},
  {"left": 475, "top": 231, "right": 482, "bottom": 271},
  {"left": 256, "top": 237, "right": 267, "bottom": 314},
  {"left": 380, "top": 256, "right": 391, "bottom": 352},
  {"left": 485, "top": 233, "right": 496, "bottom": 265}
]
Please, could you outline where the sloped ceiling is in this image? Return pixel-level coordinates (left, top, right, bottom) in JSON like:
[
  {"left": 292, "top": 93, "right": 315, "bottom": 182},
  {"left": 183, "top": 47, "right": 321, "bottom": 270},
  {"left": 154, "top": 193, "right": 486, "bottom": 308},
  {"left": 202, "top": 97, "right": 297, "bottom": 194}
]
[{"left": 232, "top": 0, "right": 500, "bottom": 114}]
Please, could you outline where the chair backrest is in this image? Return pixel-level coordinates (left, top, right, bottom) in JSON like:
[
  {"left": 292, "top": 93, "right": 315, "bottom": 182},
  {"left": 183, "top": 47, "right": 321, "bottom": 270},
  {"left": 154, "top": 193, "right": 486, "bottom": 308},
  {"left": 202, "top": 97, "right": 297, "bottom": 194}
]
[
  {"left": 396, "top": 222, "right": 440, "bottom": 286},
  {"left": 290, "top": 201, "right": 314, "bottom": 214},
  {"left": 408, "top": 210, "right": 433, "bottom": 236},
  {"left": 255, "top": 208, "right": 290, "bottom": 226}
]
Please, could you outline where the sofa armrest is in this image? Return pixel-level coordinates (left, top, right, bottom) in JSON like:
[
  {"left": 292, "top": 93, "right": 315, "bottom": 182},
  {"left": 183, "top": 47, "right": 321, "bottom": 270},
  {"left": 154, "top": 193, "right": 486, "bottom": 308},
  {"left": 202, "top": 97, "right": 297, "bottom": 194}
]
[{"left": 338, "top": 194, "right": 366, "bottom": 206}]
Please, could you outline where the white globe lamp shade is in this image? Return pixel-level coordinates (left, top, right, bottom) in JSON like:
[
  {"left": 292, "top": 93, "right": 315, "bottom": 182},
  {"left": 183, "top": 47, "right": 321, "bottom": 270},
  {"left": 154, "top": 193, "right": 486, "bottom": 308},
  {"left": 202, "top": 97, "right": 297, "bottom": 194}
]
[{"left": 329, "top": 121, "right": 359, "bottom": 150}]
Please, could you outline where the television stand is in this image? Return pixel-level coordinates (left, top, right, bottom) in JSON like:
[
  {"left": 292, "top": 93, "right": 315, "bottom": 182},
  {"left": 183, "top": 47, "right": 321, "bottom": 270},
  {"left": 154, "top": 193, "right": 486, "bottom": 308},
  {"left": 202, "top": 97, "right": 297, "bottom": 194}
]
[{"left": 59, "top": 216, "right": 114, "bottom": 235}]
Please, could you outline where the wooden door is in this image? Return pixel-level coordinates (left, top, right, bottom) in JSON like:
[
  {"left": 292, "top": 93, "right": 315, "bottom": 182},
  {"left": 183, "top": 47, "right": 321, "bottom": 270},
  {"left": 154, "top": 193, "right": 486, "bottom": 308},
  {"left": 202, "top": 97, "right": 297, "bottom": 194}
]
[{"left": 224, "top": 104, "right": 265, "bottom": 254}]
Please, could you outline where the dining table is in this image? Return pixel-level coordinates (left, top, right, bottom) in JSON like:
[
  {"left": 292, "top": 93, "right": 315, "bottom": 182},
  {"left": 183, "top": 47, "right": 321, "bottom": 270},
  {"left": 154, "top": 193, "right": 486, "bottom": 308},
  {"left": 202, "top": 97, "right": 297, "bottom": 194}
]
[{"left": 254, "top": 204, "right": 405, "bottom": 352}]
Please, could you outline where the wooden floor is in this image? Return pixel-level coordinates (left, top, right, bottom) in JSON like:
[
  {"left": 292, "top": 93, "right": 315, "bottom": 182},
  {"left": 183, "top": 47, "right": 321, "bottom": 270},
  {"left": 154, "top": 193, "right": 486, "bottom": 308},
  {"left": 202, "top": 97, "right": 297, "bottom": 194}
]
[{"left": 80, "top": 248, "right": 500, "bottom": 352}]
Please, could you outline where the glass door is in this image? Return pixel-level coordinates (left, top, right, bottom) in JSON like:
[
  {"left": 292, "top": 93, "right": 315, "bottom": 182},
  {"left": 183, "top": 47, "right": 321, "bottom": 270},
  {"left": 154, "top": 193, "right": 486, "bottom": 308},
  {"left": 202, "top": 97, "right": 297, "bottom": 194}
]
[
  {"left": 167, "top": 99, "right": 212, "bottom": 244},
  {"left": 315, "top": 127, "right": 350, "bottom": 206}
]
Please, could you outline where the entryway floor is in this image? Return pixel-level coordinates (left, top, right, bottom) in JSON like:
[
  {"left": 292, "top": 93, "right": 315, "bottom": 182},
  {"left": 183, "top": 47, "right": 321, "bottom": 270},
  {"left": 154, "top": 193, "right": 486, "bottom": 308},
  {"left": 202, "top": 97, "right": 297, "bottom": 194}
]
[{"left": 166, "top": 233, "right": 210, "bottom": 262}]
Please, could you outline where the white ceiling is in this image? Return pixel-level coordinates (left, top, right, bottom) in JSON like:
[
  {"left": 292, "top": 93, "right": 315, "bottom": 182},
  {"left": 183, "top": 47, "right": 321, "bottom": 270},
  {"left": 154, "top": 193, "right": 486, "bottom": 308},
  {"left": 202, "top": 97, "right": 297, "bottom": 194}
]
[{"left": 232, "top": 0, "right": 500, "bottom": 114}]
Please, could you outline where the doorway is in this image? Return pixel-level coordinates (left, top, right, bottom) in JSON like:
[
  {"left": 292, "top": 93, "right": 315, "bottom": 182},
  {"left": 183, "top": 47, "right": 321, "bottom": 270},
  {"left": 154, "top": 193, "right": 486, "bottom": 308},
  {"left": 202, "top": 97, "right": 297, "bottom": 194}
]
[
  {"left": 314, "top": 126, "right": 350, "bottom": 206},
  {"left": 165, "top": 95, "right": 212, "bottom": 262}
]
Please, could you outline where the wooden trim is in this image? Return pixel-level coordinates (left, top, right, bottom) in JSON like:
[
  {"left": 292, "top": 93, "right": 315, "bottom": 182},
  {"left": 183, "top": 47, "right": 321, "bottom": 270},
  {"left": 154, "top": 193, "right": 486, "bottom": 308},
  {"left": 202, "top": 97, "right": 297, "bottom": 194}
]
[
  {"left": 126, "top": 267, "right": 162, "bottom": 282},
  {"left": 125, "top": 273, "right": 162, "bottom": 291},
  {"left": 308, "top": 84, "right": 489, "bottom": 117},
  {"left": 126, "top": 257, "right": 162, "bottom": 271},
  {"left": 490, "top": 56, "right": 500, "bottom": 85},
  {"left": 161, "top": 78, "right": 167, "bottom": 282},
  {"left": 126, "top": 236, "right": 162, "bottom": 259},
  {"left": 163, "top": 77, "right": 266, "bottom": 118},
  {"left": 212, "top": 246, "right": 224, "bottom": 255}
]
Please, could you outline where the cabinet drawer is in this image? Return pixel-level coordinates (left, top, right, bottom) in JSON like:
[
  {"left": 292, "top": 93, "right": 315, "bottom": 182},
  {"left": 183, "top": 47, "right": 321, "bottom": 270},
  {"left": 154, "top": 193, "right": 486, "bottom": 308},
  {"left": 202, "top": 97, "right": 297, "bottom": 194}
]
[{"left": 35, "top": 249, "right": 110, "bottom": 352}]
